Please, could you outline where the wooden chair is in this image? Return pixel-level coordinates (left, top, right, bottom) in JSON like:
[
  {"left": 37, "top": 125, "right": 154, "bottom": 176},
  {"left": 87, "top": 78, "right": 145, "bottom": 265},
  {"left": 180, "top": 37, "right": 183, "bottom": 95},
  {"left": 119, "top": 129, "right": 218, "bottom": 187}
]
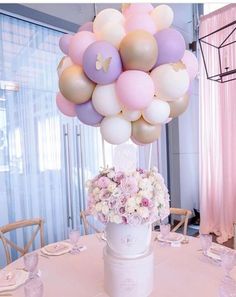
[
  {"left": 234, "top": 222, "right": 236, "bottom": 250},
  {"left": 0, "top": 218, "right": 44, "bottom": 265},
  {"left": 80, "top": 211, "right": 102, "bottom": 235},
  {"left": 170, "top": 208, "right": 192, "bottom": 236}
]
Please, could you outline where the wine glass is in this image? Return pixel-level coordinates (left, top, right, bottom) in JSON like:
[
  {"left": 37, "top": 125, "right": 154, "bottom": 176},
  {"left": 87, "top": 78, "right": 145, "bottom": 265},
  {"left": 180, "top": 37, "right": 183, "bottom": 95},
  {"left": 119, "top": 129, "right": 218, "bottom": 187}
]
[
  {"left": 24, "top": 253, "right": 39, "bottom": 279},
  {"left": 69, "top": 229, "right": 80, "bottom": 254},
  {"left": 220, "top": 249, "right": 236, "bottom": 279},
  {"left": 200, "top": 234, "right": 212, "bottom": 256},
  {"left": 24, "top": 277, "right": 43, "bottom": 297},
  {"left": 219, "top": 277, "right": 236, "bottom": 297},
  {"left": 160, "top": 224, "right": 170, "bottom": 239}
]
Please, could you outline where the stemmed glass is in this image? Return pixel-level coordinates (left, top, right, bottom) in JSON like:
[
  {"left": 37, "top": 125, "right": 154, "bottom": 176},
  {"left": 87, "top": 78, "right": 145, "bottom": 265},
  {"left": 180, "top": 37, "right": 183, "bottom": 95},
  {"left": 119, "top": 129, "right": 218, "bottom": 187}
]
[
  {"left": 24, "top": 253, "right": 39, "bottom": 279},
  {"left": 200, "top": 234, "right": 212, "bottom": 256},
  {"left": 69, "top": 229, "right": 80, "bottom": 254},
  {"left": 24, "top": 277, "right": 44, "bottom": 297},
  {"left": 160, "top": 224, "right": 170, "bottom": 239},
  {"left": 220, "top": 250, "right": 236, "bottom": 279}
]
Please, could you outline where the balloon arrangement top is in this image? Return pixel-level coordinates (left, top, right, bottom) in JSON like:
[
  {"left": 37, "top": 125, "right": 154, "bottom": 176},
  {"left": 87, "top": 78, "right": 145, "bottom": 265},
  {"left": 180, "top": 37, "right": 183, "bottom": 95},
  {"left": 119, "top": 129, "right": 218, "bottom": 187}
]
[{"left": 57, "top": 3, "right": 198, "bottom": 145}]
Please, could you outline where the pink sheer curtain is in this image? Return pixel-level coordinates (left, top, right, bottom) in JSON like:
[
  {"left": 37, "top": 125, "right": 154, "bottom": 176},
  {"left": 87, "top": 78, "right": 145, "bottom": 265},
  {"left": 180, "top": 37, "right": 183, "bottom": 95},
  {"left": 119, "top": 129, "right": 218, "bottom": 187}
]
[{"left": 199, "top": 4, "right": 236, "bottom": 243}]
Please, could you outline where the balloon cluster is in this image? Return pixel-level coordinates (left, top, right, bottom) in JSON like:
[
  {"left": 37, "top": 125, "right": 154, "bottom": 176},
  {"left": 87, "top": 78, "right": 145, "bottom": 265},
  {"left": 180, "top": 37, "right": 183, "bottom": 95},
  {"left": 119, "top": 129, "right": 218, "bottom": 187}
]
[{"left": 56, "top": 3, "right": 198, "bottom": 145}]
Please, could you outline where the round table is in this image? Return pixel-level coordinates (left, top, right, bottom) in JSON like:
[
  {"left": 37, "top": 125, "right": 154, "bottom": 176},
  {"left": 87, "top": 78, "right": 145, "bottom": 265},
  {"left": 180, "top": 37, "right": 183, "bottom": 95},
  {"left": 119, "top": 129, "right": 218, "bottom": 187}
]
[{"left": 3, "top": 233, "right": 236, "bottom": 297}]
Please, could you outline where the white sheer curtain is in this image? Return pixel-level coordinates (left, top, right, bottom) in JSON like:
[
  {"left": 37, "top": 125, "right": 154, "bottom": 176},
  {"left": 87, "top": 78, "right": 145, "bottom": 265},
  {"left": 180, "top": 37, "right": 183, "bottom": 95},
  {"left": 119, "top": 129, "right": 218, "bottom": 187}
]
[{"left": 0, "top": 13, "right": 163, "bottom": 267}]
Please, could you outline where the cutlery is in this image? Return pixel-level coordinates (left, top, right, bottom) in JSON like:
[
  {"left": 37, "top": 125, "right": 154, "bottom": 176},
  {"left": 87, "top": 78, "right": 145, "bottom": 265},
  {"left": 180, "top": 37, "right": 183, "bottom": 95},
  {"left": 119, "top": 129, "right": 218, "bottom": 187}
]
[{"left": 0, "top": 293, "right": 12, "bottom": 296}]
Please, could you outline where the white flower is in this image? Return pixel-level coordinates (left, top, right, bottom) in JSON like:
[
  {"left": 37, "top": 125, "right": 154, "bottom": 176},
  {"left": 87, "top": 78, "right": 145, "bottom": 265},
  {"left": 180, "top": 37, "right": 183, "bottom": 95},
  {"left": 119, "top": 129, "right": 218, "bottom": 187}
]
[
  {"left": 125, "top": 205, "right": 136, "bottom": 214},
  {"left": 127, "top": 197, "right": 136, "bottom": 207},
  {"left": 137, "top": 207, "right": 149, "bottom": 219},
  {"left": 113, "top": 214, "right": 122, "bottom": 224},
  {"left": 135, "top": 196, "right": 142, "bottom": 204},
  {"left": 101, "top": 203, "right": 109, "bottom": 215},
  {"left": 92, "top": 187, "right": 100, "bottom": 195},
  {"left": 107, "top": 170, "right": 115, "bottom": 179},
  {"left": 107, "top": 182, "right": 116, "bottom": 192},
  {"left": 95, "top": 202, "right": 102, "bottom": 212},
  {"left": 112, "top": 187, "right": 122, "bottom": 197}
]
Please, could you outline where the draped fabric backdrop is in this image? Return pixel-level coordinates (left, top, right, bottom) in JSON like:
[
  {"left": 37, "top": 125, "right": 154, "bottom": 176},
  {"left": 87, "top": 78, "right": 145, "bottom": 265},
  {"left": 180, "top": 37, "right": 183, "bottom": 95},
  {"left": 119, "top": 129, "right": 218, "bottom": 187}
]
[
  {"left": 199, "top": 4, "right": 236, "bottom": 243},
  {"left": 0, "top": 13, "right": 161, "bottom": 267}
]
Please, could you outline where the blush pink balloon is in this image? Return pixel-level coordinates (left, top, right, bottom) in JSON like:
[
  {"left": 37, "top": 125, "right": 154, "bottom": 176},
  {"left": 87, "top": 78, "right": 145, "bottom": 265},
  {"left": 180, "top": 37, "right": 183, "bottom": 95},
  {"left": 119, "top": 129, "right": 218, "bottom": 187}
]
[
  {"left": 69, "top": 31, "right": 96, "bottom": 65},
  {"left": 56, "top": 92, "right": 77, "bottom": 117},
  {"left": 124, "top": 4, "right": 154, "bottom": 18},
  {"left": 59, "top": 34, "right": 73, "bottom": 55},
  {"left": 116, "top": 70, "right": 154, "bottom": 110},
  {"left": 78, "top": 21, "right": 93, "bottom": 32},
  {"left": 125, "top": 13, "right": 156, "bottom": 35},
  {"left": 181, "top": 50, "right": 198, "bottom": 81},
  {"left": 163, "top": 117, "right": 173, "bottom": 124}
]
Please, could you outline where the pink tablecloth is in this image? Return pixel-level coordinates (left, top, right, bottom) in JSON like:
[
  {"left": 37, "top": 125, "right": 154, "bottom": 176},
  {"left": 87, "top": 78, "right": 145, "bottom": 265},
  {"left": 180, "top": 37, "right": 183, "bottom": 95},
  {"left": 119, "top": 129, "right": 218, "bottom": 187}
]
[{"left": 3, "top": 234, "right": 236, "bottom": 297}]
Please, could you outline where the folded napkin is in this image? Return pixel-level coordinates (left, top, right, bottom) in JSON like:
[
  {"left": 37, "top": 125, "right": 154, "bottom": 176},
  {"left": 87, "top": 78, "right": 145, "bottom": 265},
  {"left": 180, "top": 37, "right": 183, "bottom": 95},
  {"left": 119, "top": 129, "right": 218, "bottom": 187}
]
[
  {"left": 164, "top": 233, "right": 182, "bottom": 242},
  {"left": 0, "top": 272, "right": 16, "bottom": 287},
  {"left": 44, "top": 243, "right": 68, "bottom": 253}
]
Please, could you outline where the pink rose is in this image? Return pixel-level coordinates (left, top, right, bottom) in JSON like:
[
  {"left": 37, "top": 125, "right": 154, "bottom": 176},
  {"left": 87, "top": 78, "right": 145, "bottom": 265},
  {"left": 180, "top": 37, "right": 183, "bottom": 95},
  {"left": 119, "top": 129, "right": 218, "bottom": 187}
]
[
  {"left": 141, "top": 198, "right": 150, "bottom": 207},
  {"left": 113, "top": 171, "right": 124, "bottom": 183},
  {"left": 120, "top": 177, "right": 138, "bottom": 195},
  {"left": 96, "top": 176, "right": 110, "bottom": 189}
]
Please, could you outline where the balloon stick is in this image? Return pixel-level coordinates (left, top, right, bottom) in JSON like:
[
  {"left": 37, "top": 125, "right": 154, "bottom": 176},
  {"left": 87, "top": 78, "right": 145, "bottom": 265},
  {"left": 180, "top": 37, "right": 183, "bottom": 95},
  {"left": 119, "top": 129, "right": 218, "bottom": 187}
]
[
  {"left": 148, "top": 142, "right": 153, "bottom": 170},
  {"left": 101, "top": 135, "right": 106, "bottom": 168}
]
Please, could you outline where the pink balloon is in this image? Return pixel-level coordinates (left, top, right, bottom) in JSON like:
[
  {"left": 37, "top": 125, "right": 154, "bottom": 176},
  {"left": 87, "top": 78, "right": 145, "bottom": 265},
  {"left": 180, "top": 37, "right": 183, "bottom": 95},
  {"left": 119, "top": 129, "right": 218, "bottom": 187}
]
[
  {"left": 78, "top": 21, "right": 93, "bottom": 32},
  {"left": 116, "top": 70, "right": 154, "bottom": 110},
  {"left": 124, "top": 4, "right": 154, "bottom": 18},
  {"left": 59, "top": 34, "right": 73, "bottom": 55},
  {"left": 56, "top": 92, "right": 77, "bottom": 117},
  {"left": 69, "top": 31, "right": 96, "bottom": 65},
  {"left": 125, "top": 13, "right": 156, "bottom": 35},
  {"left": 181, "top": 50, "right": 198, "bottom": 81}
]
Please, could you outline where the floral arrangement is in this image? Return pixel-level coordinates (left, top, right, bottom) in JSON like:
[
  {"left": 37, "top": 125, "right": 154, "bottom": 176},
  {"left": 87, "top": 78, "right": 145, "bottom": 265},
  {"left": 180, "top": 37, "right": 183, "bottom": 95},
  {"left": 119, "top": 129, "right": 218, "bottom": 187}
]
[{"left": 86, "top": 167, "right": 170, "bottom": 225}]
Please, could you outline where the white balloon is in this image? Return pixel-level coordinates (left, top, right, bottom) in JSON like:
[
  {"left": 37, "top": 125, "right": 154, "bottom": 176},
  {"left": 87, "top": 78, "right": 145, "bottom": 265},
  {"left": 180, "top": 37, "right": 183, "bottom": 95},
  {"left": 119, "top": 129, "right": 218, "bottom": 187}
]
[
  {"left": 96, "top": 22, "right": 126, "bottom": 48},
  {"left": 57, "top": 56, "right": 73, "bottom": 77},
  {"left": 122, "top": 107, "right": 141, "bottom": 122},
  {"left": 93, "top": 9, "right": 125, "bottom": 35},
  {"left": 100, "top": 115, "right": 131, "bottom": 145},
  {"left": 142, "top": 99, "right": 170, "bottom": 124},
  {"left": 92, "top": 83, "right": 122, "bottom": 116},
  {"left": 150, "top": 63, "right": 190, "bottom": 101},
  {"left": 151, "top": 5, "right": 174, "bottom": 31}
]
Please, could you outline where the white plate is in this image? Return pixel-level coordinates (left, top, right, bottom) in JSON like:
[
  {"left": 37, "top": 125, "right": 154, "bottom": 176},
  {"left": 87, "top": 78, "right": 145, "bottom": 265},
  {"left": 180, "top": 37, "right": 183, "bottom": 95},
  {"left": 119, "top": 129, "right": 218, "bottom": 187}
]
[
  {"left": 41, "top": 242, "right": 72, "bottom": 256},
  {"left": 0, "top": 269, "right": 28, "bottom": 292},
  {"left": 157, "top": 232, "right": 184, "bottom": 243}
]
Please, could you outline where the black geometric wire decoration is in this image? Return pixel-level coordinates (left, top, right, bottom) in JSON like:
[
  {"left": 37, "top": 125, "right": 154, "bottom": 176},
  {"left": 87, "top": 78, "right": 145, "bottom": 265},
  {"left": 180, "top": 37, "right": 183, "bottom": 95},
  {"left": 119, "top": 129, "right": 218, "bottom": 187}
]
[{"left": 199, "top": 20, "right": 236, "bottom": 83}]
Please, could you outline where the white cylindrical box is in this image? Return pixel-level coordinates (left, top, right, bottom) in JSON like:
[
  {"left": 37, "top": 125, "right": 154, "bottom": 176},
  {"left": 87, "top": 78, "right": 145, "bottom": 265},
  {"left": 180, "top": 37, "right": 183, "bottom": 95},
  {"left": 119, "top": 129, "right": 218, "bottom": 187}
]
[
  {"left": 104, "top": 247, "right": 154, "bottom": 297},
  {"left": 105, "top": 222, "right": 152, "bottom": 258}
]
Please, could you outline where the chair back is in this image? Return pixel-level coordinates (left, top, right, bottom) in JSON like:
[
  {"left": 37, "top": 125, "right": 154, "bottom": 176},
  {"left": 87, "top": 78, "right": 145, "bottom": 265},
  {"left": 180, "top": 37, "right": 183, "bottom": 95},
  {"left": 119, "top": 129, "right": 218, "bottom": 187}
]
[
  {"left": 170, "top": 208, "right": 192, "bottom": 235},
  {"left": 0, "top": 218, "right": 44, "bottom": 265},
  {"left": 234, "top": 222, "right": 236, "bottom": 250},
  {"left": 80, "top": 211, "right": 102, "bottom": 235}
]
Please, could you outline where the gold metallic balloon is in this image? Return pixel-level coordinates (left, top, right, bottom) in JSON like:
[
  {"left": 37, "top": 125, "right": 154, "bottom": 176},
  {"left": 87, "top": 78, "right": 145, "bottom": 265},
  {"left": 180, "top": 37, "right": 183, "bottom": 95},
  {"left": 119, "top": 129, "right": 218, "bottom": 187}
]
[
  {"left": 168, "top": 93, "right": 189, "bottom": 118},
  {"left": 120, "top": 30, "right": 158, "bottom": 71},
  {"left": 59, "top": 65, "right": 95, "bottom": 104},
  {"left": 57, "top": 56, "right": 73, "bottom": 77},
  {"left": 132, "top": 117, "right": 161, "bottom": 144}
]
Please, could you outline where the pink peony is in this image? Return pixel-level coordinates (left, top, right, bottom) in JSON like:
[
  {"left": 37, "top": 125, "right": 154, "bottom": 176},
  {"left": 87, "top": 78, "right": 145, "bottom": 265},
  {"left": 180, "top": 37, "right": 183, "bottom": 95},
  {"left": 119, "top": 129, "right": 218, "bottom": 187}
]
[
  {"left": 96, "top": 176, "right": 110, "bottom": 189},
  {"left": 120, "top": 176, "right": 138, "bottom": 195},
  {"left": 113, "top": 171, "right": 124, "bottom": 183},
  {"left": 141, "top": 198, "right": 150, "bottom": 207}
]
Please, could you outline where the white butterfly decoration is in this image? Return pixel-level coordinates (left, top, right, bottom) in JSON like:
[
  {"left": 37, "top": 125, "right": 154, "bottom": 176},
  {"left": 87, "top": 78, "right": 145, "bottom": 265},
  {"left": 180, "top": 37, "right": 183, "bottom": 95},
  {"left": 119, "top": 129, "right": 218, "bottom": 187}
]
[{"left": 96, "top": 53, "right": 112, "bottom": 72}]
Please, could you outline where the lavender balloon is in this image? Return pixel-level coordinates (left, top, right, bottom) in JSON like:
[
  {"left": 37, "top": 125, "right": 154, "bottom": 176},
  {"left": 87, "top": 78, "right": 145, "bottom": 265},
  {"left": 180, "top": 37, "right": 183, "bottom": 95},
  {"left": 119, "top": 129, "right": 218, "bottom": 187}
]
[
  {"left": 76, "top": 100, "right": 104, "bottom": 126},
  {"left": 83, "top": 41, "right": 122, "bottom": 85},
  {"left": 154, "top": 28, "right": 185, "bottom": 67},
  {"left": 78, "top": 22, "right": 93, "bottom": 32},
  {"left": 59, "top": 34, "right": 73, "bottom": 55}
]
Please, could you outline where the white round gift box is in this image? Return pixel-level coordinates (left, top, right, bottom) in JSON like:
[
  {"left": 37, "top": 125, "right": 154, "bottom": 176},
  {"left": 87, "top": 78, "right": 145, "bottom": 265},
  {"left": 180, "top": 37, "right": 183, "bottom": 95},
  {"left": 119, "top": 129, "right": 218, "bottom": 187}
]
[
  {"left": 104, "top": 247, "right": 154, "bottom": 297},
  {"left": 105, "top": 222, "right": 152, "bottom": 258}
]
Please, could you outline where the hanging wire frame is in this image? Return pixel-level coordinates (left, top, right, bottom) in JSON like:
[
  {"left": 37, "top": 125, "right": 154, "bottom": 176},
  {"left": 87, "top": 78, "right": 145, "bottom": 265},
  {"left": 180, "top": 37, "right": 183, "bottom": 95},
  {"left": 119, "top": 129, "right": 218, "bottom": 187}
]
[{"left": 199, "top": 20, "right": 236, "bottom": 83}]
